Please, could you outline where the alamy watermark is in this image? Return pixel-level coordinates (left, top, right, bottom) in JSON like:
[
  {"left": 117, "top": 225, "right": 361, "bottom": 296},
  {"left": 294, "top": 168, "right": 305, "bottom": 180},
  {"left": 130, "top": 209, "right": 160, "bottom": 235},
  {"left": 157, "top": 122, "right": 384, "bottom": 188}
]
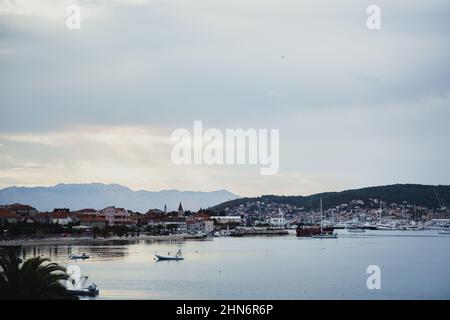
[
  {"left": 66, "top": 5, "right": 81, "bottom": 30},
  {"left": 66, "top": 264, "right": 83, "bottom": 289},
  {"left": 171, "top": 121, "right": 279, "bottom": 175},
  {"left": 366, "top": 5, "right": 381, "bottom": 30},
  {"left": 366, "top": 265, "right": 381, "bottom": 290},
  {"left": 65, "top": 5, "right": 380, "bottom": 31}
]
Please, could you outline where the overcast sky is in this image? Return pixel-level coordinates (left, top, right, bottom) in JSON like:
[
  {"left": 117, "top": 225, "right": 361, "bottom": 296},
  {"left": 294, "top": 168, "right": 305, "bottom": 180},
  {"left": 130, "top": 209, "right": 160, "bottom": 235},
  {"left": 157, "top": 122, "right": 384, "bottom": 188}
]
[{"left": 0, "top": 0, "right": 449, "bottom": 196}]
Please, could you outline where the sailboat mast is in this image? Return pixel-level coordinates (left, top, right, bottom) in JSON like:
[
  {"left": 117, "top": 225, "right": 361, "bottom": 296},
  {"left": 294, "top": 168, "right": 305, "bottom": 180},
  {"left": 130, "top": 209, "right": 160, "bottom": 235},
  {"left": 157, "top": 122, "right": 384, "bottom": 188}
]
[
  {"left": 320, "top": 198, "right": 323, "bottom": 233},
  {"left": 379, "top": 200, "right": 382, "bottom": 222}
]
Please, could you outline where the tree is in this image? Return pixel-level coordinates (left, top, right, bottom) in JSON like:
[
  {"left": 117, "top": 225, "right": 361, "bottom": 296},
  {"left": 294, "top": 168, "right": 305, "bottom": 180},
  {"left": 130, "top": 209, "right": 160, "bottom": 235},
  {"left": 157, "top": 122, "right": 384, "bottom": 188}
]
[{"left": 0, "top": 249, "right": 78, "bottom": 300}]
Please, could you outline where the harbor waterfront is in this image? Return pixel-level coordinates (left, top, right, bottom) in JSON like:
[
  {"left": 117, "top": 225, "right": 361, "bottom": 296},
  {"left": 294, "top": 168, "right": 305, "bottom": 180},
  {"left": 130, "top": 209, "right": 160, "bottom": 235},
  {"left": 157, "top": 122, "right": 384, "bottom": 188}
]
[{"left": 10, "top": 230, "right": 450, "bottom": 300}]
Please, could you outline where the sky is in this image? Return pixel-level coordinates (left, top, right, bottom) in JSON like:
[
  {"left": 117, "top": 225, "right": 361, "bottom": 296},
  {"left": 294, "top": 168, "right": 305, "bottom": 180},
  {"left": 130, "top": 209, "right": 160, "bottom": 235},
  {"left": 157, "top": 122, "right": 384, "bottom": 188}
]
[{"left": 0, "top": 0, "right": 449, "bottom": 197}]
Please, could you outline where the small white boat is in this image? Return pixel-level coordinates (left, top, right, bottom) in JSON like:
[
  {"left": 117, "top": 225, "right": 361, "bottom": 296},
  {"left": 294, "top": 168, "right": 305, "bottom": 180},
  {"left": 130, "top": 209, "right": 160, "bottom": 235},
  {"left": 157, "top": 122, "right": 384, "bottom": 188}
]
[
  {"left": 185, "top": 232, "right": 208, "bottom": 240},
  {"left": 347, "top": 228, "right": 366, "bottom": 233},
  {"left": 67, "top": 275, "right": 99, "bottom": 297},
  {"left": 214, "top": 230, "right": 232, "bottom": 237},
  {"left": 438, "top": 229, "right": 450, "bottom": 235},
  {"left": 312, "top": 234, "right": 338, "bottom": 239},
  {"left": 69, "top": 253, "right": 89, "bottom": 260},
  {"left": 155, "top": 249, "right": 184, "bottom": 261}
]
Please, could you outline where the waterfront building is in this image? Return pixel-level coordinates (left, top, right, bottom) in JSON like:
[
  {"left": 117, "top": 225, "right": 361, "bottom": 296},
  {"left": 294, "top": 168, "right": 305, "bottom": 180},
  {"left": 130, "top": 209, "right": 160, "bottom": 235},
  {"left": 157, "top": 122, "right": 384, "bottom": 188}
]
[
  {"left": 186, "top": 212, "right": 214, "bottom": 233},
  {"left": 78, "top": 214, "right": 108, "bottom": 229},
  {"left": 212, "top": 216, "right": 243, "bottom": 225},
  {"left": 33, "top": 212, "right": 51, "bottom": 224},
  {"left": 75, "top": 208, "right": 99, "bottom": 215},
  {"left": 0, "top": 209, "right": 19, "bottom": 224},
  {"left": 269, "top": 215, "right": 287, "bottom": 227},
  {"left": 48, "top": 212, "right": 74, "bottom": 225},
  {"left": 100, "top": 206, "right": 135, "bottom": 226},
  {"left": 3, "top": 203, "right": 38, "bottom": 216}
]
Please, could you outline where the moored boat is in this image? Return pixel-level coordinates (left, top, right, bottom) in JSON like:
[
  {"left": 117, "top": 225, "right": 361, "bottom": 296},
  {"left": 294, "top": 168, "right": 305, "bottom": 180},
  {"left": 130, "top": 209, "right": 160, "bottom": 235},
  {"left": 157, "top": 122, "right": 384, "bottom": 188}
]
[
  {"left": 297, "top": 199, "right": 337, "bottom": 239},
  {"left": 296, "top": 226, "right": 334, "bottom": 237},
  {"left": 155, "top": 249, "right": 184, "bottom": 261},
  {"left": 69, "top": 253, "right": 89, "bottom": 260},
  {"left": 68, "top": 283, "right": 99, "bottom": 297},
  {"left": 66, "top": 275, "right": 99, "bottom": 297},
  {"left": 231, "top": 228, "right": 289, "bottom": 237},
  {"left": 184, "top": 232, "right": 208, "bottom": 240},
  {"left": 347, "top": 228, "right": 366, "bottom": 233},
  {"left": 312, "top": 233, "right": 338, "bottom": 239}
]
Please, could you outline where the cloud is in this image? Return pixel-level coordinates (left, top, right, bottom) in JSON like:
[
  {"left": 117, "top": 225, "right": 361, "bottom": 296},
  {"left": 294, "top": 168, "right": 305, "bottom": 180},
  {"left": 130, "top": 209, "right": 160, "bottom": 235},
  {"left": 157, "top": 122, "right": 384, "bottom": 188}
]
[
  {"left": 0, "top": 0, "right": 449, "bottom": 194},
  {"left": 0, "top": 0, "right": 153, "bottom": 20}
]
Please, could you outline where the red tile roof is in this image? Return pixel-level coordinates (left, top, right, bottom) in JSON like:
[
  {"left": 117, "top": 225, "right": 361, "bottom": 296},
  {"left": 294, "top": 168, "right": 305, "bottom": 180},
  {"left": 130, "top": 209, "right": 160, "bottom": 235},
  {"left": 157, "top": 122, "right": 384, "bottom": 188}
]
[
  {"left": 79, "top": 216, "right": 107, "bottom": 223},
  {"left": 189, "top": 212, "right": 211, "bottom": 220},
  {"left": 8, "top": 203, "right": 36, "bottom": 210},
  {"left": 0, "top": 209, "right": 17, "bottom": 218},
  {"left": 48, "top": 212, "right": 71, "bottom": 219},
  {"left": 76, "top": 208, "right": 98, "bottom": 213}
]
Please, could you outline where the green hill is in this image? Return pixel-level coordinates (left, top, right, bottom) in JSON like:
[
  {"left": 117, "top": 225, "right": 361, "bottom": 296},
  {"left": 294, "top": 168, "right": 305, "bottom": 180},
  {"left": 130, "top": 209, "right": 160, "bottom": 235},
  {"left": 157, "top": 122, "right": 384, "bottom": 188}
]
[{"left": 210, "top": 184, "right": 450, "bottom": 212}]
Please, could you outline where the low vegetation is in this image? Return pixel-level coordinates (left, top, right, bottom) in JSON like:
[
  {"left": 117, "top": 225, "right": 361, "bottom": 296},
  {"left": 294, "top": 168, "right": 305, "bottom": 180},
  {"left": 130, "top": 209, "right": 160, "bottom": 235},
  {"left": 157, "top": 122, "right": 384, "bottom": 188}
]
[{"left": 0, "top": 248, "right": 77, "bottom": 300}]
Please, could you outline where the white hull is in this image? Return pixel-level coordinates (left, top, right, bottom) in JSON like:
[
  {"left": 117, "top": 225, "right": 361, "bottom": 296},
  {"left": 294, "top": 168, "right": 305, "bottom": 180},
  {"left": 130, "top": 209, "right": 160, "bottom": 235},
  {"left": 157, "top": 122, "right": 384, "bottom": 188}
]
[{"left": 312, "top": 234, "right": 338, "bottom": 239}]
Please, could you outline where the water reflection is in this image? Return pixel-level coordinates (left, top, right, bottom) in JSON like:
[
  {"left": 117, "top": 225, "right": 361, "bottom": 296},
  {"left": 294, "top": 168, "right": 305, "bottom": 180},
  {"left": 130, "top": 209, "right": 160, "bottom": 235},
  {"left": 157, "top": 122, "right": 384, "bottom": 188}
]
[
  {"left": 19, "top": 244, "right": 130, "bottom": 262},
  {"left": 7, "top": 231, "right": 450, "bottom": 299}
]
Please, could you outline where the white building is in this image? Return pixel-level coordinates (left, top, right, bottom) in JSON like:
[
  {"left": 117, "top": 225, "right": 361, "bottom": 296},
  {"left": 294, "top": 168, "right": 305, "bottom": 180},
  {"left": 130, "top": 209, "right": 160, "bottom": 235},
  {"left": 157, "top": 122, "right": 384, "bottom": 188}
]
[
  {"left": 269, "top": 209, "right": 286, "bottom": 227},
  {"left": 49, "top": 212, "right": 73, "bottom": 225},
  {"left": 212, "top": 216, "right": 242, "bottom": 224},
  {"left": 100, "top": 206, "right": 133, "bottom": 226},
  {"left": 187, "top": 220, "right": 214, "bottom": 233},
  {"left": 269, "top": 216, "right": 286, "bottom": 227}
]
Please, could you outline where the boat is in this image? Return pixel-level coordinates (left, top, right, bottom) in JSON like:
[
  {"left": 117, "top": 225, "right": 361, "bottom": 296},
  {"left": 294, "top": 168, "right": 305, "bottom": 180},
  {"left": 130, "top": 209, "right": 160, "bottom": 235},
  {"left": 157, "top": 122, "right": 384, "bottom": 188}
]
[
  {"left": 155, "top": 249, "right": 184, "bottom": 261},
  {"left": 438, "top": 229, "right": 450, "bottom": 235},
  {"left": 69, "top": 253, "right": 89, "bottom": 260},
  {"left": 296, "top": 199, "right": 336, "bottom": 237},
  {"left": 66, "top": 275, "right": 99, "bottom": 297},
  {"left": 184, "top": 232, "right": 208, "bottom": 240},
  {"left": 347, "top": 228, "right": 366, "bottom": 233},
  {"left": 296, "top": 226, "right": 334, "bottom": 237},
  {"left": 311, "top": 199, "right": 337, "bottom": 239},
  {"left": 69, "top": 283, "right": 99, "bottom": 297},
  {"left": 312, "top": 233, "right": 338, "bottom": 239},
  {"left": 230, "top": 228, "right": 289, "bottom": 237},
  {"left": 215, "top": 226, "right": 232, "bottom": 237}
]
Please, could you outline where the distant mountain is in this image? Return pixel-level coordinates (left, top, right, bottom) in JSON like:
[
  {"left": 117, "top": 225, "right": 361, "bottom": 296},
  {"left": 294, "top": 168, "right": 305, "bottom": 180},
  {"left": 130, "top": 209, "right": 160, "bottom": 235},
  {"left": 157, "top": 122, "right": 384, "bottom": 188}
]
[
  {"left": 211, "top": 184, "right": 450, "bottom": 212},
  {"left": 0, "top": 183, "right": 240, "bottom": 212}
]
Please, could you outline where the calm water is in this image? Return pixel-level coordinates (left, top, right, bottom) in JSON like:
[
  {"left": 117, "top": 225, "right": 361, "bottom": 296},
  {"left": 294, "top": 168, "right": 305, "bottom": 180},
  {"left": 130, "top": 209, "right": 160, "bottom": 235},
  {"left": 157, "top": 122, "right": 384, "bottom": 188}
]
[{"left": 18, "top": 230, "right": 450, "bottom": 299}]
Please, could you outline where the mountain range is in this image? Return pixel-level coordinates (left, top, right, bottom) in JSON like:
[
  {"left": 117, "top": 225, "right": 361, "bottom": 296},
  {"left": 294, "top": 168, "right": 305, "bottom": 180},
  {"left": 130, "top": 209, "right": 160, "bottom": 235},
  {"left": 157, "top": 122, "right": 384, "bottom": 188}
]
[
  {"left": 0, "top": 183, "right": 240, "bottom": 212},
  {"left": 1, "top": 183, "right": 449, "bottom": 214}
]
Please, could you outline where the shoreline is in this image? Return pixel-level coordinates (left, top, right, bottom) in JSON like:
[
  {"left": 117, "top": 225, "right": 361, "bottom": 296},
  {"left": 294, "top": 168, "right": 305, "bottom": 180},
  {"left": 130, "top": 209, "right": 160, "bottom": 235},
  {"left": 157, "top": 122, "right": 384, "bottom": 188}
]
[{"left": 0, "top": 234, "right": 187, "bottom": 247}]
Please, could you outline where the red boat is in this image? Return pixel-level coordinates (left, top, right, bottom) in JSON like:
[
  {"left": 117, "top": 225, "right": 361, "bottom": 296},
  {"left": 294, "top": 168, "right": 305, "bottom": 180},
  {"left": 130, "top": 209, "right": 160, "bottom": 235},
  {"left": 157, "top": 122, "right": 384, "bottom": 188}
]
[{"left": 296, "top": 226, "right": 335, "bottom": 237}]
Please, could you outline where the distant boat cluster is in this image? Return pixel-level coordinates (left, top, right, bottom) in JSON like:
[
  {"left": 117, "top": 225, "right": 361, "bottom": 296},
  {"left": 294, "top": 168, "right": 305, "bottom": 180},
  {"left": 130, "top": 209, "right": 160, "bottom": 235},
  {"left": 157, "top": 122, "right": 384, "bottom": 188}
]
[{"left": 215, "top": 196, "right": 450, "bottom": 234}]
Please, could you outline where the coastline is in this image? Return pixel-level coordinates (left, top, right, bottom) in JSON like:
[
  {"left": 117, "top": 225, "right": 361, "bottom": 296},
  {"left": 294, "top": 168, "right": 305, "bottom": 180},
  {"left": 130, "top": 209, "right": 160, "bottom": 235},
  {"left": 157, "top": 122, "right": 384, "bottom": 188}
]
[{"left": 0, "top": 234, "right": 186, "bottom": 247}]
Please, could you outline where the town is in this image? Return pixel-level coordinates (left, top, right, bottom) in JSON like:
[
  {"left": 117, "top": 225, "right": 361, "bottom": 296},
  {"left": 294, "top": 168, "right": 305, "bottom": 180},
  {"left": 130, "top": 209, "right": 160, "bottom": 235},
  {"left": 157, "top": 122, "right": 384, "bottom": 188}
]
[
  {"left": 218, "top": 197, "right": 450, "bottom": 230},
  {"left": 1, "top": 196, "right": 449, "bottom": 241}
]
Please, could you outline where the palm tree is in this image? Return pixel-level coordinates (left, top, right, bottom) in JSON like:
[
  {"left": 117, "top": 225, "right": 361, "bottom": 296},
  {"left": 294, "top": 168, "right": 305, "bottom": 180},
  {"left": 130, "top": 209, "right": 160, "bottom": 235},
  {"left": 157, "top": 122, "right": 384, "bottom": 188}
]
[{"left": 0, "top": 249, "right": 78, "bottom": 300}]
